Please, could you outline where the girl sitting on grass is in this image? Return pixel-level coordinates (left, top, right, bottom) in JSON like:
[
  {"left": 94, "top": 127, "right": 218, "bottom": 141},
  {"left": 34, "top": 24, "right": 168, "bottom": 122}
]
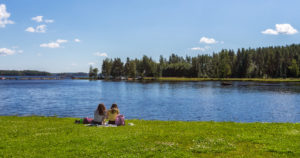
[
  {"left": 107, "top": 103, "right": 120, "bottom": 124},
  {"left": 92, "top": 103, "right": 107, "bottom": 125}
]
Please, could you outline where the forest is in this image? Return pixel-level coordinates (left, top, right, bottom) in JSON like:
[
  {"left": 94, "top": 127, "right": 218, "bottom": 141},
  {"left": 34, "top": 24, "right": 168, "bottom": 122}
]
[
  {"left": 0, "top": 70, "right": 51, "bottom": 76},
  {"left": 96, "top": 44, "right": 300, "bottom": 79}
]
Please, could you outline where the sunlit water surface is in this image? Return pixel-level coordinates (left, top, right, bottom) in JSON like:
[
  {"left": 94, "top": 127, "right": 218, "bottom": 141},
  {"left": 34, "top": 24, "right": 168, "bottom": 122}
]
[{"left": 0, "top": 80, "right": 299, "bottom": 122}]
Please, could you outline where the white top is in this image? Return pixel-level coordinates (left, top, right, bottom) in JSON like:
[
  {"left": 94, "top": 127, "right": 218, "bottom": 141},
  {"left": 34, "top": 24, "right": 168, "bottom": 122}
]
[{"left": 94, "top": 110, "right": 105, "bottom": 122}]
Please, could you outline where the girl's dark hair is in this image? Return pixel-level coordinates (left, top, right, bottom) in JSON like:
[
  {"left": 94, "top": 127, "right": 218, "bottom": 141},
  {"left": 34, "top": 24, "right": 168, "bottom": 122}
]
[
  {"left": 97, "top": 103, "right": 106, "bottom": 115},
  {"left": 111, "top": 104, "right": 118, "bottom": 114}
]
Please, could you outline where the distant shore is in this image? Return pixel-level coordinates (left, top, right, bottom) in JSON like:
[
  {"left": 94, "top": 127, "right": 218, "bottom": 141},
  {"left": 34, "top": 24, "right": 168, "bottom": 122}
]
[
  {"left": 143, "top": 77, "right": 300, "bottom": 82},
  {"left": 2, "top": 76, "right": 300, "bottom": 83}
]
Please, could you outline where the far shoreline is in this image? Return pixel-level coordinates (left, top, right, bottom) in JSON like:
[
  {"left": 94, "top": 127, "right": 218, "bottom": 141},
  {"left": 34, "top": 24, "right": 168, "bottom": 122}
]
[
  {"left": 2, "top": 76, "right": 300, "bottom": 83},
  {"left": 142, "top": 77, "right": 300, "bottom": 83}
]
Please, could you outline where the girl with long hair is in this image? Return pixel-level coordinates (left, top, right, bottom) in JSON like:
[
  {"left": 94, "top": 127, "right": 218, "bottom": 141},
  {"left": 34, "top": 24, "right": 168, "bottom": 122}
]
[{"left": 93, "top": 103, "right": 107, "bottom": 125}]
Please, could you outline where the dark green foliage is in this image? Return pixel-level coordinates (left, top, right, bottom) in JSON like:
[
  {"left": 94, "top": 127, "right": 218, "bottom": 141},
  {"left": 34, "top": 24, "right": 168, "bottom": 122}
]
[
  {"left": 101, "top": 58, "right": 113, "bottom": 79},
  {"left": 101, "top": 44, "right": 300, "bottom": 78},
  {"left": 88, "top": 66, "right": 98, "bottom": 79},
  {"left": 124, "top": 58, "right": 137, "bottom": 78},
  {"left": 111, "top": 58, "right": 124, "bottom": 78},
  {"left": 0, "top": 70, "right": 51, "bottom": 76},
  {"left": 288, "top": 59, "right": 299, "bottom": 77},
  {"left": 53, "top": 72, "right": 88, "bottom": 77}
]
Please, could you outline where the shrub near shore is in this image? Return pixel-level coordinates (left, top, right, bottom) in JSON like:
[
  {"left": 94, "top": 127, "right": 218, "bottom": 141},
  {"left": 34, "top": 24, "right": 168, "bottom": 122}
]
[{"left": 0, "top": 116, "right": 299, "bottom": 157}]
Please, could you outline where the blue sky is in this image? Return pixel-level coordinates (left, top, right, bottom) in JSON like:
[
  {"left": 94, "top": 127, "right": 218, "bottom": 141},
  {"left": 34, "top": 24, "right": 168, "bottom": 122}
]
[{"left": 1, "top": 0, "right": 300, "bottom": 73}]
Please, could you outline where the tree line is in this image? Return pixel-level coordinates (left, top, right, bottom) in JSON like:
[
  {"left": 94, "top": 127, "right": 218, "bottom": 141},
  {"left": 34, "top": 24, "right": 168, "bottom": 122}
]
[
  {"left": 99, "top": 44, "right": 300, "bottom": 79},
  {"left": 0, "top": 70, "right": 51, "bottom": 76}
]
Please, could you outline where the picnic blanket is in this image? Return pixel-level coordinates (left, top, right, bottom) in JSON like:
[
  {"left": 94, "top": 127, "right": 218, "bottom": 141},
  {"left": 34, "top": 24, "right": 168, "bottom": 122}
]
[
  {"left": 85, "top": 124, "right": 117, "bottom": 127},
  {"left": 84, "top": 122, "right": 134, "bottom": 127}
]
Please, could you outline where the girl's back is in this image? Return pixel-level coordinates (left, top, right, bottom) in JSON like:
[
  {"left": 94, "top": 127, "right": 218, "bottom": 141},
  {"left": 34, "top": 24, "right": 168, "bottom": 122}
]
[
  {"left": 107, "top": 109, "right": 119, "bottom": 121},
  {"left": 94, "top": 110, "right": 105, "bottom": 122},
  {"left": 94, "top": 103, "right": 106, "bottom": 124}
]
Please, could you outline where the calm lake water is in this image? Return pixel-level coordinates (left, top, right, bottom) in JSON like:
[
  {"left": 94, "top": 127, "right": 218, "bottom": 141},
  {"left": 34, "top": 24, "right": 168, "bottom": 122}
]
[{"left": 0, "top": 80, "right": 300, "bottom": 122}]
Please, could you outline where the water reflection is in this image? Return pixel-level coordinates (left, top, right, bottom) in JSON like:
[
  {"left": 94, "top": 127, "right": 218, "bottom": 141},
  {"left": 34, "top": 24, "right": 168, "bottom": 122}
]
[{"left": 0, "top": 80, "right": 299, "bottom": 122}]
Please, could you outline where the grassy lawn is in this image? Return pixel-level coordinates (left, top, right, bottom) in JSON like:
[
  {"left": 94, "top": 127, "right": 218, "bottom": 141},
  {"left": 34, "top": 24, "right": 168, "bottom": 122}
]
[
  {"left": 0, "top": 116, "right": 299, "bottom": 157},
  {"left": 143, "top": 77, "right": 300, "bottom": 82}
]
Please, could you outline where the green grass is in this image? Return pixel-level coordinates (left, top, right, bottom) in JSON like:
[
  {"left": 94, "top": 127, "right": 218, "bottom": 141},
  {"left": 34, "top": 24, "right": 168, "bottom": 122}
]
[
  {"left": 0, "top": 116, "right": 300, "bottom": 157},
  {"left": 144, "top": 77, "right": 300, "bottom": 82}
]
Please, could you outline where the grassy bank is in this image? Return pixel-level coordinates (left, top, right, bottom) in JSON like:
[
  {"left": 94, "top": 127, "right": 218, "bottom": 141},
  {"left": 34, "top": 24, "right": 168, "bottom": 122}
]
[
  {"left": 143, "top": 77, "right": 300, "bottom": 82},
  {"left": 0, "top": 117, "right": 299, "bottom": 157}
]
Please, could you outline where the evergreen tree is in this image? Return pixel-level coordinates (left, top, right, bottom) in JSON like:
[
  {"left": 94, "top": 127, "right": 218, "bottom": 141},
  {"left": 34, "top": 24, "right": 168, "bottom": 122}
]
[
  {"left": 111, "top": 58, "right": 124, "bottom": 78},
  {"left": 89, "top": 66, "right": 93, "bottom": 78},
  {"left": 99, "top": 44, "right": 300, "bottom": 79},
  {"left": 101, "top": 58, "right": 113, "bottom": 79},
  {"left": 288, "top": 59, "right": 299, "bottom": 77}
]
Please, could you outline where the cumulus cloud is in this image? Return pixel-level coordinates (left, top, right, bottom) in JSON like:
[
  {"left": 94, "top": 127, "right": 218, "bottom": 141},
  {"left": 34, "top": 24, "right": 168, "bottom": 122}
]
[
  {"left": 25, "top": 25, "right": 47, "bottom": 33},
  {"left": 45, "top": 19, "right": 54, "bottom": 23},
  {"left": 199, "top": 37, "right": 218, "bottom": 44},
  {"left": 262, "top": 24, "right": 298, "bottom": 35},
  {"left": 40, "top": 39, "right": 68, "bottom": 48},
  {"left": 32, "top": 16, "right": 43, "bottom": 22},
  {"left": 0, "top": 4, "right": 14, "bottom": 28},
  {"left": 191, "top": 46, "right": 210, "bottom": 51},
  {"left": 94, "top": 52, "right": 108, "bottom": 57},
  {"left": 0, "top": 48, "right": 15, "bottom": 56},
  {"left": 31, "top": 16, "right": 54, "bottom": 23},
  {"left": 40, "top": 42, "right": 60, "bottom": 48},
  {"left": 74, "top": 38, "right": 80, "bottom": 42},
  {"left": 56, "top": 39, "right": 68, "bottom": 43},
  {"left": 25, "top": 27, "right": 35, "bottom": 32},
  {"left": 261, "top": 29, "right": 278, "bottom": 35},
  {"left": 0, "top": 47, "right": 23, "bottom": 56},
  {"left": 35, "top": 25, "right": 47, "bottom": 32}
]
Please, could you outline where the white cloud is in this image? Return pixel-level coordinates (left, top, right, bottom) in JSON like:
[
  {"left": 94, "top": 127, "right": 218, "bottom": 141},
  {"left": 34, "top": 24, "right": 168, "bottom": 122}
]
[
  {"left": 25, "top": 27, "right": 35, "bottom": 32},
  {"left": 88, "top": 62, "right": 95, "bottom": 66},
  {"left": 94, "top": 52, "right": 108, "bottom": 57},
  {"left": 40, "top": 39, "right": 68, "bottom": 48},
  {"left": 199, "top": 37, "right": 218, "bottom": 44},
  {"left": 0, "top": 48, "right": 15, "bottom": 56},
  {"left": 25, "top": 25, "right": 47, "bottom": 33},
  {"left": 32, "top": 16, "right": 43, "bottom": 22},
  {"left": 56, "top": 39, "right": 68, "bottom": 43},
  {"left": 31, "top": 16, "right": 54, "bottom": 23},
  {"left": 40, "top": 42, "right": 60, "bottom": 48},
  {"left": 37, "top": 53, "right": 42, "bottom": 56},
  {"left": 74, "top": 38, "right": 80, "bottom": 42},
  {"left": 191, "top": 46, "right": 210, "bottom": 51},
  {"left": 276, "top": 24, "right": 298, "bottom": 34},
  {"left": 36, "top": 25, "right": 47, "bottom": 33},
  {"left": 0, "top": 4, "right": 14, "bottom": 28},
  {"left": 18, "top": 50, "right": 23, "bottom": 54},
  {"left": 45, "top": 19, "right": 54, "bottom": 23},
  {"left": 262, "top": 29, "right": 278, "bottom": 35},
  {"left": 262, "top": 24, "right": 298, "bottom": 35}
]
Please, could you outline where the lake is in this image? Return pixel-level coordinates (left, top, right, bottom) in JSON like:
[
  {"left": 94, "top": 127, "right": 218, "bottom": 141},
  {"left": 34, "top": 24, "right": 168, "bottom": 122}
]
[{"left": 0, "top": 80, "right": 299, "bottom": 122}]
